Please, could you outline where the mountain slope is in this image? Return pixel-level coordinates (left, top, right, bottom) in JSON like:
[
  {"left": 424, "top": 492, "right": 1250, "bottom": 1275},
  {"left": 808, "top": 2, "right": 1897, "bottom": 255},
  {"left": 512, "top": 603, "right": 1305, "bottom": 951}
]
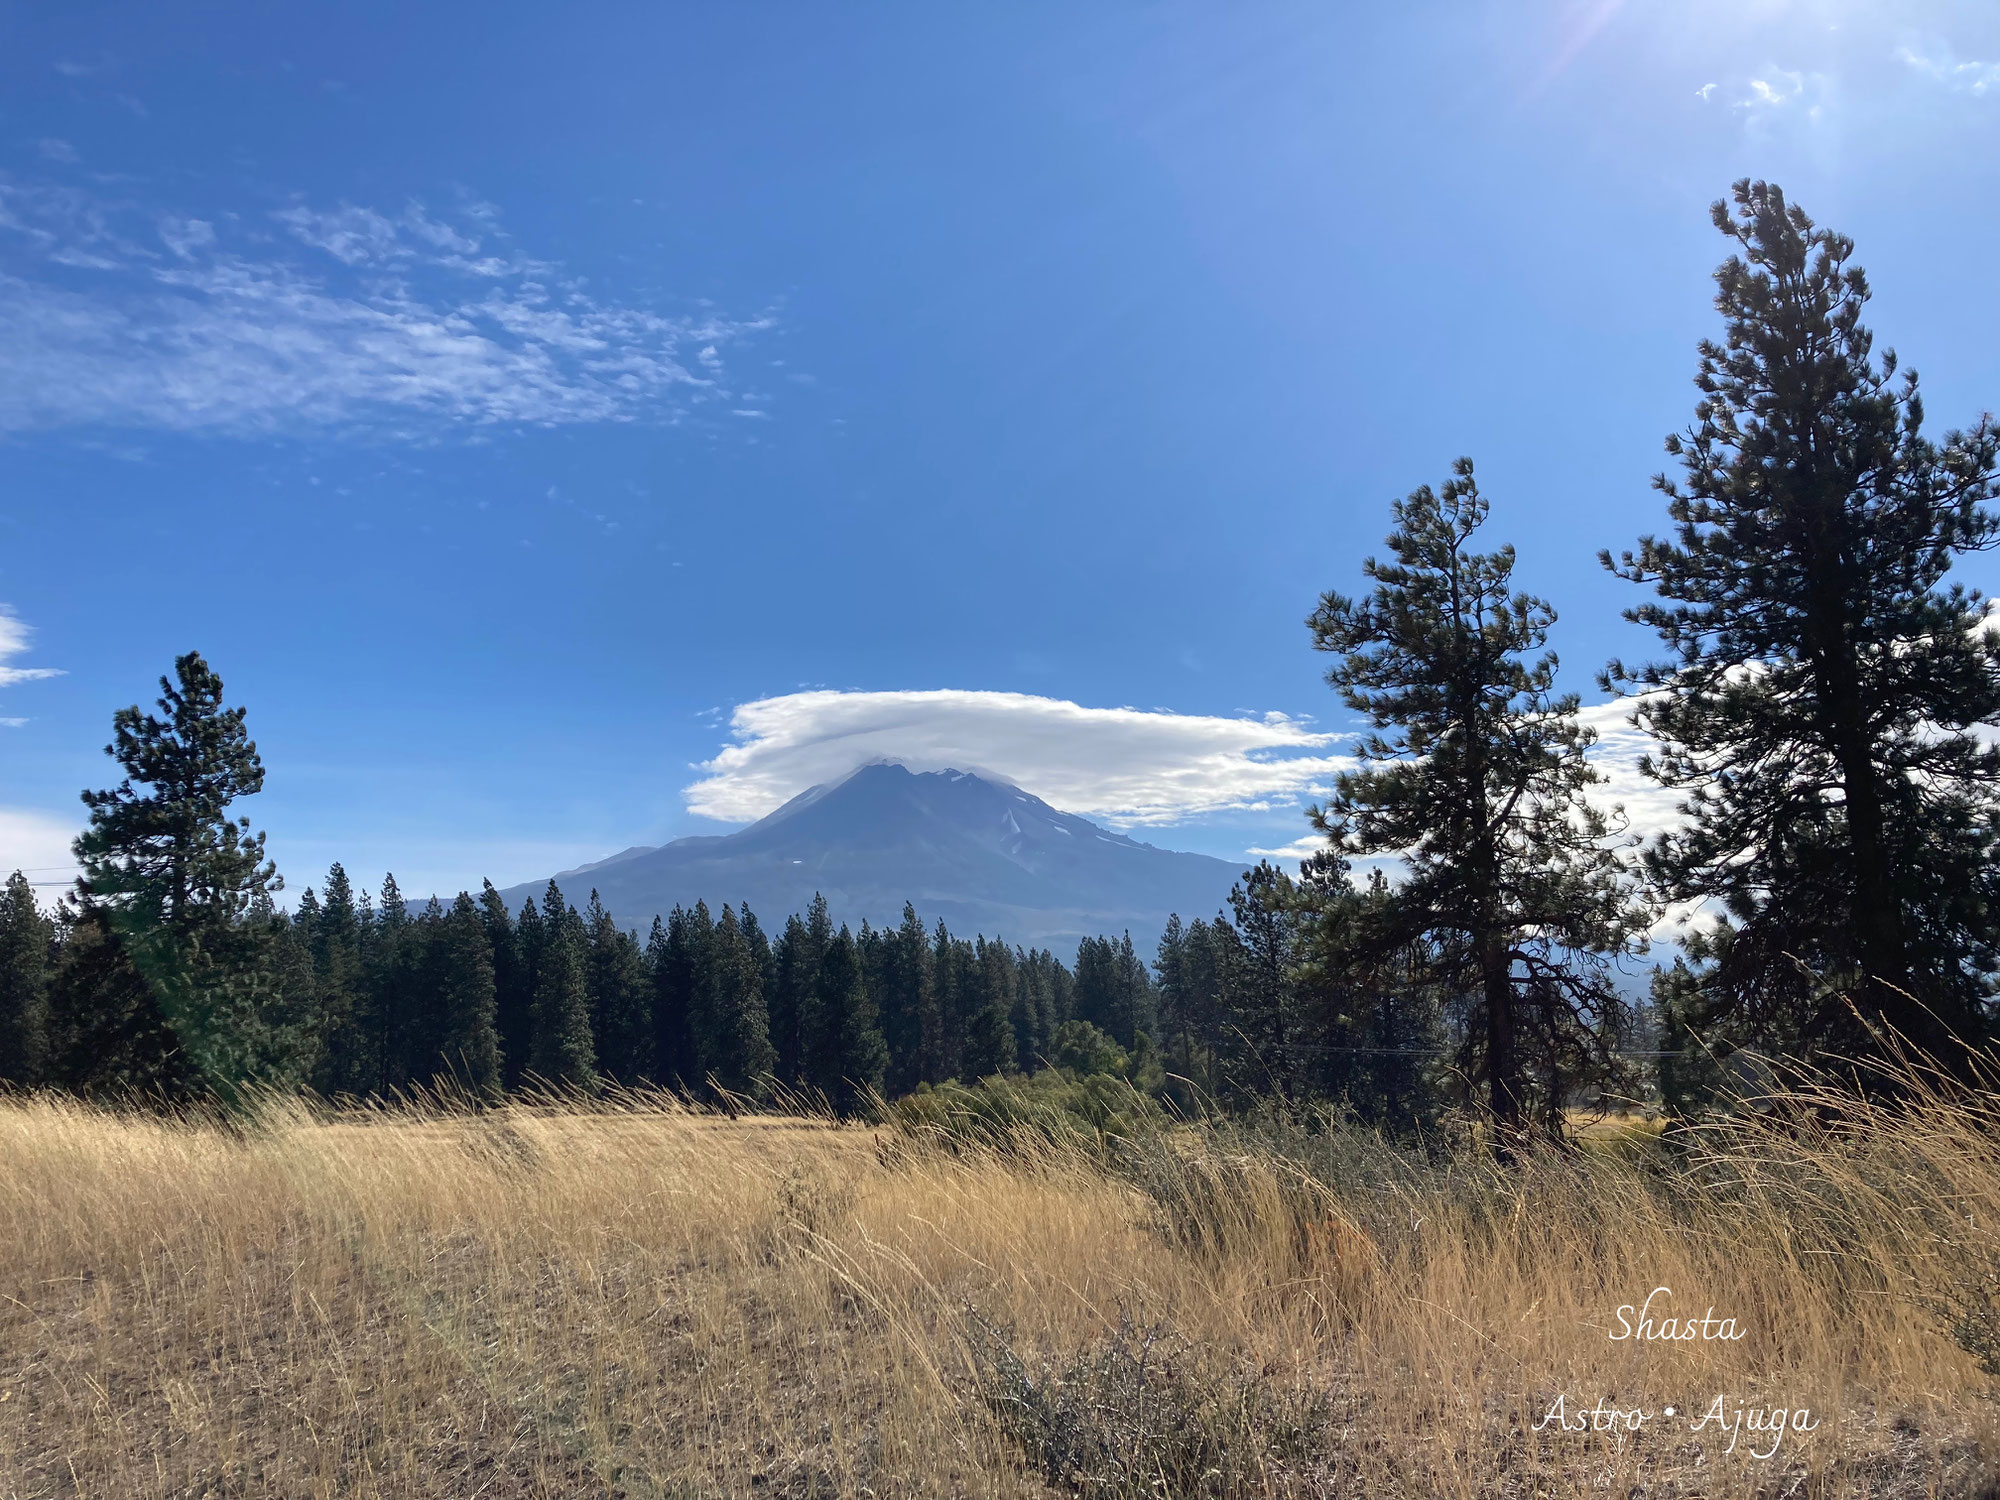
[{"left": 499, "top": 763, "right": 1247, "bottom": 956}]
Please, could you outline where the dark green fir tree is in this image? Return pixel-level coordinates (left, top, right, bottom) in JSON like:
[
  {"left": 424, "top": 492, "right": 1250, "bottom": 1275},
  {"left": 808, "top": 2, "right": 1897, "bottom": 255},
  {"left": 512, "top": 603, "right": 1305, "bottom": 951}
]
[
  {"left": 959, "top": 937, "right": 1017, "bottom": 1077},
  {"left": 310, "top": 863, "right": 370, "bottom": 1096},
  {"left": 528, "top": 881, "right": 597, "bottom": 1091},
  {"left": 512, "top": 896, "right": 544, "bottom": 1087},
  {"left": 768, "top": 893, "right": 832, "bottom": 1088},
  {"left": 804, "top": 926, "right": 888, "bottom": 1112},
  {"left": 883, "top": 902, "right": 938, "bottom": 1091},
  {"left": 479, "top": 880, "right": 530, "bottom": 1089},
  {"left": 0, "top": 871, "right": 52, "bottom": 1086},
  {"left": 368, "top": 874, "right": 413, "bottom": 1091},
  {"left": 255, "top": 897, "right": 322, "bottom": 1089},
  {"left": 1226, "top": 864, "right": 1300, "bottom": 1095},
  {"left": 422, "top": 893, "right": 504, "bottom": 1098},
  {"left": 651, "top": 903, "right": 708, "bottom": 1090},
  {"left": 584, "top": 890, "right": 652, "bottom": 1083},
  {"left": 697, "top": 904, "right": 775, "bottom": 1097}
]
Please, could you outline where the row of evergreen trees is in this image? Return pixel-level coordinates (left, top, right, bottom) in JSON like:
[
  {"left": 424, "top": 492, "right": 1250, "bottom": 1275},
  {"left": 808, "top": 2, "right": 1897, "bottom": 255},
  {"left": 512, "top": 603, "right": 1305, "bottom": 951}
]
[
  {"left": 0, "top": 835, "right": 1471, "bottom": 1125},
  {"left": 0, "top": 840, "right": 1183, "bottom": 1110}
]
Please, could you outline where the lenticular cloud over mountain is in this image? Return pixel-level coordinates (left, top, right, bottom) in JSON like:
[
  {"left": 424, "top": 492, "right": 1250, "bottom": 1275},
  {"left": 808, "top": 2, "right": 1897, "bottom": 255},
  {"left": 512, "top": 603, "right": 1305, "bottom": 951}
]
[{"left": 683, "top": 689, "right": 1353, "bottom": 828}]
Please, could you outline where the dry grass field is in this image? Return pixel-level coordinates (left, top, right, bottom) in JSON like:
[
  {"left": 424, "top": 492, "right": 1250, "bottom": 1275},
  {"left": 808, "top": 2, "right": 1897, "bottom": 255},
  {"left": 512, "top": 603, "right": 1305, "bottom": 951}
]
[{"left": 0, "top": 1075, "right": 1996, "bottom": 1499}]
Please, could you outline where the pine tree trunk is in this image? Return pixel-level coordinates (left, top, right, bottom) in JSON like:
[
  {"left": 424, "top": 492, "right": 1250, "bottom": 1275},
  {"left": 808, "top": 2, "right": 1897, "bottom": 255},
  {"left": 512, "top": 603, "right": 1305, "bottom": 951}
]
[
  {"left": 1829, "top": 727, "right": 1940, "bottom": 1050},
  {"left": 1461, "top": 665, "right": 1525, "bottom": 1156},
  {"left": 1479, "top": 934, "right": 1522, "bottom": 1151},
  {"left": 1800, "top": 486, "right": 1937, "bottom": 1057}
]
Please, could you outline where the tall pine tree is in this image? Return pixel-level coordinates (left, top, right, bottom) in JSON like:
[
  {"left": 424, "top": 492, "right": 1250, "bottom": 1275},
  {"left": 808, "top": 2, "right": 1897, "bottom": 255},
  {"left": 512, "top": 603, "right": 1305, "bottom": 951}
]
[
  {"left": 884, "top": 903, "right": 940, "bottom": 1089},
  {"left": 67, "top": 651, "right": 285, "bottom": 1099},
  {"left": 0, "top": 871, "right": 51, "bottom": 1086},
  {"left": 1605, "top": 181, "right": 2000, "bottom": 1067},
  {"left": 933, "top": 925, "right": 977, "bottom": 1081},
  {"left": 1071, "top": 936, "right": 1149, "bottom": 1050},
  {"left": 965, "top": 936, "right": 1020, "bottom": 1075},
  {"left": 1227, "top": 864, "right": 1299, "bottom": 1095},
  {"left": 257, "top": 900, "right": 322, "bottom": 1089},
  {"left": 1311, "top": 461, "right": 1644, "bottom": 1149}
]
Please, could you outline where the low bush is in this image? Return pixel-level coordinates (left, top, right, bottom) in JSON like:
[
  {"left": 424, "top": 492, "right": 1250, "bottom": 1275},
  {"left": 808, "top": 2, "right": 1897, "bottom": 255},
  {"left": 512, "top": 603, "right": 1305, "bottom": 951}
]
[
  {"left": 965, "top": 1307, "right": 1334, "bottom": 1498},
  {"left": 886, "top": 1068, "right": 1169, "bottom": 1156}
]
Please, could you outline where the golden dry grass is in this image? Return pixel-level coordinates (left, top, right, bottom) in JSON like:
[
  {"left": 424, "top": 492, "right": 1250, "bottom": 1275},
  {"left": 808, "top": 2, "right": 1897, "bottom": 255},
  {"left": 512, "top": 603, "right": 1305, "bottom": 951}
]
[{"left": 0, "top": 1079, "right": 1994, "bottom": 1498}]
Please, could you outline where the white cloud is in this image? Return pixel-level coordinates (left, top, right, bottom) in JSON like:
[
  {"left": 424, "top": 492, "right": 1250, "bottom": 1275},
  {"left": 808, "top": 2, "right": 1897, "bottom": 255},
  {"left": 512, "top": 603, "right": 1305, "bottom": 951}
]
[
  {"left": 1739, "top": 68, "right": 1806, "bottom": 111},
  {"left": 1574, "top": 695, "right": 1685, "bottom": 847},
  {"left": 1898, "top": 44, "right": 2000, "bottom": 95},
  {"left": 679, "top": 686, "right": 1751, "bottom": 947},
  {"left": 681, "top": 687, "right": 1704, "bottom": 846},
  {"left": 0, "top": 607, "right": 62, "bottom": 692},
  {"left": 1727, "top": 65, "right": 1835, "bottom": 132},
  {"left": 274, "top": 203, "right": 409, "bottom": 265},
  {"left": 0, "top": 181, "right": 775, "bottom": 436},
  {"left": 1238, "top": 696, "right": 1696, "bottom": 936},
  {"left": 273, "top": 202, "right": 487, "bottom": 267},
  {"left": 1244, "top": 833, "right": 1328, "bottom": 862},
  {"left": 1236, "top": 697, "right": 1682, "bottom": 854},
  {"left": 158, "top": 216, "right": 215, "bottom": 259},
  {"left": 684, "top": 689, "right": 1353, "bottom": 827}
]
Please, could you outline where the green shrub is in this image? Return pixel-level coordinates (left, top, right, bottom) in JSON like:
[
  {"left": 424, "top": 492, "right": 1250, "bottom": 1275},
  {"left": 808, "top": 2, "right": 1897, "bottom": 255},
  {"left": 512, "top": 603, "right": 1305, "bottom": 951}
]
[{"left": 888, "top": 1069, "right": 1167, "bottom": 1157}]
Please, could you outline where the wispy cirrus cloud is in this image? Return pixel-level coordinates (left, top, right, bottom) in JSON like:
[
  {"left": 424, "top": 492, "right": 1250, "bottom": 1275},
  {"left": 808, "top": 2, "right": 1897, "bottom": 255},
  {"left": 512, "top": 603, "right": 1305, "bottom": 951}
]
[
  {"left": 0, "top": 179, "right": 776, "bottom": 437},
  {"left": 1898, "top": 43, "right": 2000, "bottom": 95},
  {"left": 0, "top": 607, "right": 62, "bottom": 694},
  {"left": 684, "top": 689, "right": 1354, "bottom": 828}
]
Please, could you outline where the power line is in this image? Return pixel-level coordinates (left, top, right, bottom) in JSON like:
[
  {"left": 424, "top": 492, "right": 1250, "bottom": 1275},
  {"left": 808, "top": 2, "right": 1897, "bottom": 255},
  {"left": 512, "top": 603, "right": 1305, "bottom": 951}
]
[{"left": 1232, "top": 1040, "right": 1688, "bottom": 1064}]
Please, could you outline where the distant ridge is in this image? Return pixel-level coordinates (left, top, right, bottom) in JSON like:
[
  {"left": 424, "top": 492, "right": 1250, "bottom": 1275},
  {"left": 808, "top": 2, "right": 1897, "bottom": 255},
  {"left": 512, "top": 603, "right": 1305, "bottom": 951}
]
[{"left": 498, "top": 763, "right": 1246, "bottom": 956}]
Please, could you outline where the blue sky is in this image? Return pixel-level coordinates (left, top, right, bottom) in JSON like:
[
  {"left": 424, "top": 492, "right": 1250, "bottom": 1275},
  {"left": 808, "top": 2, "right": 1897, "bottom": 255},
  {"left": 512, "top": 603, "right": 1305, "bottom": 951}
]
[{"left": 3, "top": 0, "right": 1998, "bottom": 901}]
